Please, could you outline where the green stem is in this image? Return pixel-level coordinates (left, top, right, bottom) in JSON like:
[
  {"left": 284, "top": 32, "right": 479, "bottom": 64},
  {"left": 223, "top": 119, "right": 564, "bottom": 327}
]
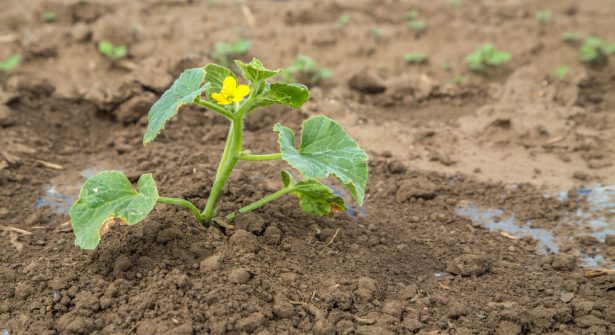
[
  {"left": 239, "top": 152, "right": 282, "bottom": 161},
  {"left": 157, "top": 197, "right": 204, "bottom": 222},
  {"left": 195, "top": 97, "right": 234, "bottom": 120},
  {"left": 201, "top": 115, "right": 243, "bottom": 222},
  {"left": 226, "top": 187, "right": 293, "bottom": 221}
]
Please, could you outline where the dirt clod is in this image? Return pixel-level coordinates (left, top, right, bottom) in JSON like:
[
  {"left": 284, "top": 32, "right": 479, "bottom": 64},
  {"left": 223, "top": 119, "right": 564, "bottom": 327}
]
[{"left": 446, "top": 254, "right": 491, "bottom": 277}]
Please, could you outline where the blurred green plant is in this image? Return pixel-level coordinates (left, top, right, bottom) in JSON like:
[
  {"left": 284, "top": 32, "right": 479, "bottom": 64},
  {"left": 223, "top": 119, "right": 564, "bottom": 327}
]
[
  {"left": 42, "top": 11, "right": 57, "bottom": 23},
  {"left": 370, "top": 28, "right": 384, "bottom": 39},
  {"left": 552, "top": 65, "right": 569, "bottom": 79},
  {"left": 579, "top": 36, "right": 615, "bottom": 64},
  {"left": 447, "top": 0, "right": 462, "bottom": 8},
  {"left": 0, "top": 54, "right": 20, "bottom": 72},
  {"left": 534, "top": 10, "right": 551, "bottom": 23},
  {"left": 561, "top": 32, "right": 584, "bottom": 44},
  {"left": 404, "top": 10, "right": 427, "bottom": 32},
  {"left": 98, "top": 41, "right": 128, "bottom": 61},
  {"left": 210, "top": 40, "right": 251, "bottom": 68},
  {"left": 452, "top": 74, "right": 466, "bottom": 85},
  {"left": 465, "top": 44, "right": 511, "bottom": 72},
  {"left": 282, "top": 55, "right": 332, "bottom": 86},
  {"left": 336, "top": 14, "right": 350, "bottom": 27},
  {"left": 404, "top": 52, "right": 428, "bottom": 64}
]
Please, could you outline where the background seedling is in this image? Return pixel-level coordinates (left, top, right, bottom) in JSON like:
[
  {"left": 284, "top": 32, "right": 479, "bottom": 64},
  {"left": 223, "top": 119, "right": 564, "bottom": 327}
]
[
  {"left": 282, "top": 55, "right": 332, "bottom": 86},
  {"left": 370, "top": 28, "right": 384, "bottom": 40},
  {"left": 465, "top": 43, "right": 511, "bottom": 72},
  {"left": 405, "top": 10, "right": 427, "bottom": 32},
  {"left": 98, "top": 40, "right": 128, "bottom": 61},
  {"left": 442, "top": 62, "right": 451, "bottom": 72},
  {"left": 579, "top": 36, "right": 615, "bottom": 64},
  {"left": 561, "top": 32, "right": 584, "bottom": 44},
  {"left": 452, "top": 74, "right": 466, "bottom": 85},
  {"left": 552, "top": 65, "right": 569, "bottom": 79},
  {"left": 447, "top": 0, "right": 462, "bottom": 8},
  {"left": 0, "top": 54, "right": 20, "bottom": 72},
  {"left": 404, "top": 52, "right": 428, "bottom": 64},
  {"left": 336, "top": 14, "right": 350, "bottom": 27},
  {"left": 69, "top": 58, "right": 368, "bottom": 250},
  {"left": 42, "top": 11, "right": 58, "bottom": 23},
  {"left": 210, "top": 39, "right": 251, "bottom": 68},
  {"left": 534, "top": 10, "right": 551, "bottom": 23},
  {"left": 408, "top": 20, "right": 427, "bottom": 32}
]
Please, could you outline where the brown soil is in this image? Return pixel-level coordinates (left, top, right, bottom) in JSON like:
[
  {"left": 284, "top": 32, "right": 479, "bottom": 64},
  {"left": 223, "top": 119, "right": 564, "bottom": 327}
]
[{"left": 1, "top": 0, "right": 615, "bottom": 334}]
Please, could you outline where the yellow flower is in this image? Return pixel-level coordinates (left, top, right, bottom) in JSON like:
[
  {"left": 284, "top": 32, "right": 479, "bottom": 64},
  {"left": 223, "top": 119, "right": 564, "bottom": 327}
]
[{"left": 211, "top": 76, "right": 250, "bottom": 105}]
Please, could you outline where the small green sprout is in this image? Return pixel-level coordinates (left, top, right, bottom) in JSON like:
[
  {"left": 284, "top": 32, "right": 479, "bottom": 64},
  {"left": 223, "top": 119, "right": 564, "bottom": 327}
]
[
  {"left": 447, "top": 0, "right": 462, "bottom": 8},
  {"left": 442, "top": 62, "right": 451, "bottom": 72},
  {"left": 404, "top": 52, "right": 428, "bottom": 64},
  {"left": 98, "top": 40, "right": 128, "bottom": 61},
  {"left": 552, "top": 66, "right": 569, "bottom": 79},
  {"left": 336, "top": 14, "right": 350, "bottom": 27},
  {"left": 452, "top": 74, "right": 466, "bottom": 85},
  {"left": 69, "top": 58, "right": 368, "bottom": 250},
  {"left": 370, "top": 28, "right": 384, "bottom": 39},
  {"left": 561, "top": 32, "right": 584, "bottom": 44},
  {"left": 407, "top": 20, "right": 427, "bottom": 32},
  {"left": 42, "top": 11, "right": 58, "bottom": 23},
  {"left": 579, "top": 36, "right": 615, "bottom": 64},
  {"left": 465, "top": 44, "right": 511, "bottom": 72},
  {"left": 282, "top": 55, "right": 332, "bottom": 86},
  {"left": 404, "top": 10, "right": 419, "bottom": 20},
  {"left": 0, "top": 54, "right": 20, "bottom": 72},
  {"left": 210, "top": 40, "right": 251, "bottom": 68},
  {"left": 534, "top": 10, "right": 551, "bottom": 23},
  {"left": 404, "top": 10, "right": 426, "bottom": 32}
]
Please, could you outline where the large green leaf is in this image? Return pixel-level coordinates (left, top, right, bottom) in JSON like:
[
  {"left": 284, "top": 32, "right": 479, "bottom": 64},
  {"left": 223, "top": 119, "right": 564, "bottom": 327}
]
[
  {"left": 143, "top": 68, "right": 206, "bottom": 144},
  {"left": 251, "top": 83, "right": 309, "bottom": 111},
  {"left": 275, "top": 115, "right": 368, "bottom": 205},
  {"left": 281, "top": 171, "right": 346, "bottom": 216},
  {"left": 203, "top": 63, "right": 236, "bottom": 99},
  {"left": 235, "top": 58, "right": 280, "bottom": 83},
  {"left": 69, "top": 171, "right": 159, "bottom": 250}
]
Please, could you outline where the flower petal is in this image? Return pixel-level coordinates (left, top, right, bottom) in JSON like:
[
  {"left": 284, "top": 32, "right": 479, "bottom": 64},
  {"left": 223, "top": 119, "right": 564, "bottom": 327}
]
[
  {"left": 222, "top": 76, "right": 237, "bottom": 95},
  {"left": 232, "top": 85, "right": 251, "bottom": 102},
  {"left": 212, "top": 92, "right": 231, "bottom": 105}
]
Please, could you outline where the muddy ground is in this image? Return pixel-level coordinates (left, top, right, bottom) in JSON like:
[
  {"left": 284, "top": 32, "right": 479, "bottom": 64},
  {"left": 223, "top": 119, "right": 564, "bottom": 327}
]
[{"left": 1, "top": 0, "right": 614, "bottom": 334}]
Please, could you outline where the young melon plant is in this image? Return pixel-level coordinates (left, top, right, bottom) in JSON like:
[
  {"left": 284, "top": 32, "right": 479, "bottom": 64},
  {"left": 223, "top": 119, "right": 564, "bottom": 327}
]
[
  {"left": 69, "top": 58, "right": 368, "bottom": 249},
  {"left": 210, "top": 40, "right": 251, "bottom": 68},
  {"left": 534, "top": 10, "right": 551, "bottom": 23},
  {"left": 404, "top": 52, "right": 428, "bottom": 64},
  {"left": 0, "top": 54, "right": 20, "bottom": 72},
  {"left": 404, "top": 10, "right": 427, "bottom": 32},
  {"left": 465, "top": 44, "right": 511, "bottom": 72},
  {"left": 552, "top": 65, "right": 569, "bottom": 80},
  {"left": 281, "top": 55, "right": 332, "bottom": 86},
  {"left": 579, "top": 36, "right": 615, "bottom": 64},
  {"left": 98, "top": 41, "right": 128, "bottom": 61}
]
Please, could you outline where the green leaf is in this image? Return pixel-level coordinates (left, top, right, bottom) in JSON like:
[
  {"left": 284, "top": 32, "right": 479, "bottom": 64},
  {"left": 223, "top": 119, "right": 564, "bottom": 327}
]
[
  {"left": 259, "top": 83, "right": 309, "bottom": 108},
  {"left": 143, "top": 68, "right": 206, "bottom": 144},
  {"left": 98, "top": 40, "right": 127, "bottom": 61},
  {"left": 281, "top": 171, "right": 346, "bottom": 216},
  {"left": 0, "top": 54, "right": 20, "bottom": 72},
  {"left": 69, "top": 171, "right": 159, "bottom": 250},
  {"left": 235, "top": 58, "right": 280, "bottom": 83},
  {"left": 275, "top": 115, "right": 369, "bottom": 205},
  {"left": 203, "top": 63, "right": 236, "bottom": 99}
]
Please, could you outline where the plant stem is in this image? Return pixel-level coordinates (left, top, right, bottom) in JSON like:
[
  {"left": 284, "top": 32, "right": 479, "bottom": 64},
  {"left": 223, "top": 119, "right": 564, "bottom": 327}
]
[
  {"left": 195, "top": 97, "right": 234, "bottom": 120},
  {"left": 239, "top": 152, "right": 282, "bottom": 161},
  {"left": 157, "top": 197, "right": 204, "bottom": 222},
  {"left": 201, "top": 115, "right": 243, "bottom": 222},
  {"left": 226, "top": 187, "right": 293, "bottom": 221}
]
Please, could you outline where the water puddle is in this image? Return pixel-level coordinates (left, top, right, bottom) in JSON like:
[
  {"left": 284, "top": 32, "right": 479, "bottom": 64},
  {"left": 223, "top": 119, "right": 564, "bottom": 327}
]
[
  {"left": 36, "top": 167, "right": 108, "bottom": 214},
  {"left": 456, "top": 184, "right": 614, "bottom": 269},
  {"left": 456, "top": 204, "right": 558, "bottom": 254}
]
